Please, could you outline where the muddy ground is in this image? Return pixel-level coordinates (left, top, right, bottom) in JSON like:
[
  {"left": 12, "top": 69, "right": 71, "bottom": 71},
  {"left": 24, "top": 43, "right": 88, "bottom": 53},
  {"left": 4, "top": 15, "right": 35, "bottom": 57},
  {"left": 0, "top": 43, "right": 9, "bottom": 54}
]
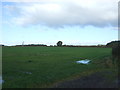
[{"left": 52, "top": 71, "right": 119, "bottom": 88}]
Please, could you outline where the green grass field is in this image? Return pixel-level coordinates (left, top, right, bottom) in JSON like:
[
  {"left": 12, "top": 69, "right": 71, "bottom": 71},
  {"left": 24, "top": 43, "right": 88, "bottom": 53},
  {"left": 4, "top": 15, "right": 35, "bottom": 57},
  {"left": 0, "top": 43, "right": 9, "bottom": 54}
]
[{"left": 2, "top": 46, "right": 117, "bottom": 88}]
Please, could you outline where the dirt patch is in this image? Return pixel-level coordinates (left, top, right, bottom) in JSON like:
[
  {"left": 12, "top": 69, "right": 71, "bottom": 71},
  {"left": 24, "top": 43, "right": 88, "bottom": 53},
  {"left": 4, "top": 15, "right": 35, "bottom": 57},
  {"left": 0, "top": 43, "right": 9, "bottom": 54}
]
[{"left": 52, "top": 71, "right": 118, "bottom": 88}]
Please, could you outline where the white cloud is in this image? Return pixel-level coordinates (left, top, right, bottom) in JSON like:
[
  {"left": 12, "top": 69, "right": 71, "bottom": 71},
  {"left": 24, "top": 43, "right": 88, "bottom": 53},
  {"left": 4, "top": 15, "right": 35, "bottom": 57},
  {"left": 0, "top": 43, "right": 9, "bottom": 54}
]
[{"left": 3, "top": 0, "right": 118, "bottom": 27}]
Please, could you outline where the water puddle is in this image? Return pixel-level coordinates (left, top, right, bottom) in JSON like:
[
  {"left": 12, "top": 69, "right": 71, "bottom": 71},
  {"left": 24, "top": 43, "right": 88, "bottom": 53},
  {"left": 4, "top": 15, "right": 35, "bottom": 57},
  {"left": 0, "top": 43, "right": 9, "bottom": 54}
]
[
  {"left": 0, "top": 76, "right": 4, "bottom": 84},
  {"left": 76, "top": 59, "right": 91, "bottom": 64},
  {"left": 23, "top": 72, "right": 32, "bottom": 74}
]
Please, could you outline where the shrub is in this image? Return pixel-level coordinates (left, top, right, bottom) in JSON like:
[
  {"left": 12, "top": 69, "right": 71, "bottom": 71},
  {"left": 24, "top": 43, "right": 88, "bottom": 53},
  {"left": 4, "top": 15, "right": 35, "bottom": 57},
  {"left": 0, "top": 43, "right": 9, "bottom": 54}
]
[
  {"left": 112, "top": 45, "right": 120, "bottom": 65},
  {"left": 106, "top": 40, "right": 120, "bottom": 48}
]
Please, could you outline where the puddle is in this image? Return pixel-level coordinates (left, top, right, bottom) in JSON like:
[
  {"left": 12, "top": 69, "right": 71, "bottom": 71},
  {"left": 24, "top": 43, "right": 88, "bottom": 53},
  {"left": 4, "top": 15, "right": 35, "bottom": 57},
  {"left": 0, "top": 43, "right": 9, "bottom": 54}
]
[
  {"left": 24, "top": 72, "right": 32, "bottom": 74},
  {"left": 0, "top": 76, "right": 4, "bottom": 84},
  {"left": 76, "top": 59, "right": 91, "bottom": 64}
]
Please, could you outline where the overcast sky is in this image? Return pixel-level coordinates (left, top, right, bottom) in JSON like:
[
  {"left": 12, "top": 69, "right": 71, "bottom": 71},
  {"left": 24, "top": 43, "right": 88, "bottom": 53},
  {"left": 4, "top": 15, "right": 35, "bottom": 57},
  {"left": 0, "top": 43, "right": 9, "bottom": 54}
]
[{"left": 1, "top": 0, "right": 119, "bottom": 46}]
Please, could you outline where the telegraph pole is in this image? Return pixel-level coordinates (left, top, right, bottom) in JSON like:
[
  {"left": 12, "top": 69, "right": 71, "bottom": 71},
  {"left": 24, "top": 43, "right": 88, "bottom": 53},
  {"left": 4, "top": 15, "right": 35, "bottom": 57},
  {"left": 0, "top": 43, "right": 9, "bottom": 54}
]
[{"left": 22, "top": 41, "right": 24, "bottom": 47}]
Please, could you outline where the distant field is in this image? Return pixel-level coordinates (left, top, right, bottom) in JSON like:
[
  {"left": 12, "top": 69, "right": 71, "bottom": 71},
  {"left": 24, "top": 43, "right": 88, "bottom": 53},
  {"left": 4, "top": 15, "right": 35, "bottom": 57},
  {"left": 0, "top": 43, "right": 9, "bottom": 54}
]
[{"left": 2, "top": 46, "right": 115, "bottom": 88}]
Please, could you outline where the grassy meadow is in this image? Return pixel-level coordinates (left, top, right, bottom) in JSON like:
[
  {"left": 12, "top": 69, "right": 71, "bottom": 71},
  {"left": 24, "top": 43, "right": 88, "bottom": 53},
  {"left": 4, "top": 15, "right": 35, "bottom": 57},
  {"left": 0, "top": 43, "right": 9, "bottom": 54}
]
[{"left": 2, "top": 46, "right": 117, "bottom": 88}]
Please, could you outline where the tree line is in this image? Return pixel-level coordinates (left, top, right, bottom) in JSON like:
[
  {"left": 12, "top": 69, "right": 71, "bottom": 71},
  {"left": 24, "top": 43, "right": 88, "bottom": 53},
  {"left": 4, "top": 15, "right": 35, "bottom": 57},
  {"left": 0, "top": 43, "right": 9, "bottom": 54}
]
[{"left": 1, "top": 40, "right": 120, "bottom": 47}]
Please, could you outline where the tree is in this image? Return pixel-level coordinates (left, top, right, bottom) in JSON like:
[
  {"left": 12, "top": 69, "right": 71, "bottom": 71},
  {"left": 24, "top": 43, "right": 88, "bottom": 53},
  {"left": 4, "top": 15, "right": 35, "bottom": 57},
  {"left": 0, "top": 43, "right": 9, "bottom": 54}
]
[{"left": 57, "top": 41, "right": 63, "bottom": 46}]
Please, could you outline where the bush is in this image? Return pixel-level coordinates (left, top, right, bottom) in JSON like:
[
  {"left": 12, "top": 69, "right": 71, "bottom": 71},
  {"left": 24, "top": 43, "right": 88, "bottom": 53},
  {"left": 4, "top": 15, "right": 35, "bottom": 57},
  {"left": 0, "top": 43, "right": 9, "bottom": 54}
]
[
  {"left": 106, "top": 40, "right": 120, "bottom": 47},
  {"left": 112, "top": 46, "right": 120, "bottom": 65}
]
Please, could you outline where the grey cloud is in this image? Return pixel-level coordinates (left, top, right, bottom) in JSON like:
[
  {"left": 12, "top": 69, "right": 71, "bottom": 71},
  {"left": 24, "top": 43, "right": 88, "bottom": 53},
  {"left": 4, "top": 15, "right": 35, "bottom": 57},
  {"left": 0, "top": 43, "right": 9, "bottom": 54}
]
[{"left": 8, "top": 1, "right": 117, "bottom": 28}]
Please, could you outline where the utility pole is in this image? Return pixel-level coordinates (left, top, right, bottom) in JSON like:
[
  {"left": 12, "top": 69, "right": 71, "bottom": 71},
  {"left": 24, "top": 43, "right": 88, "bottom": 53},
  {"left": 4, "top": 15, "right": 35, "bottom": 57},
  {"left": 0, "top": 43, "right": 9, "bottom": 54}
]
[{"left": 22, "top": 41, "right": 24, "bottom": 47}]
